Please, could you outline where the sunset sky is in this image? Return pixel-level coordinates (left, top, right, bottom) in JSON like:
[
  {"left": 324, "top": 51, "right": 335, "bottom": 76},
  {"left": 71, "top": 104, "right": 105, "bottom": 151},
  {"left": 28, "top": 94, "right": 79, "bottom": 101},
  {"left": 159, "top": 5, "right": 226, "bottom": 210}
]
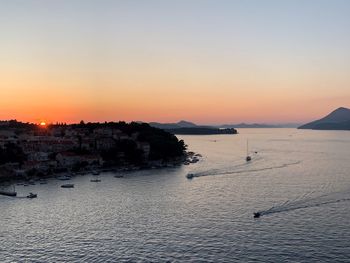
[{"left": 1, "top": 0, "right": 350, "bottom": 124}]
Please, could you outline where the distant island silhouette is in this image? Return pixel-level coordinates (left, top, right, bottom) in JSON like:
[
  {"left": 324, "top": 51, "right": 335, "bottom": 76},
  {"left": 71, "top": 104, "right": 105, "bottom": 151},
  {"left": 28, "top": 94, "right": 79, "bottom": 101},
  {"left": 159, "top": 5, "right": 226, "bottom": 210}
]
[
  {"left": 165, "top": 127, "right": 237, "bottom": 135},
  {"left": 149, "top": 121, "right": 237, "bottom": 135},
  {"left": 148, "top": 120, "right": 299, "bottom": 134},
  {"left": 298, "top": 107, "right": 350, "bottom": 130}
]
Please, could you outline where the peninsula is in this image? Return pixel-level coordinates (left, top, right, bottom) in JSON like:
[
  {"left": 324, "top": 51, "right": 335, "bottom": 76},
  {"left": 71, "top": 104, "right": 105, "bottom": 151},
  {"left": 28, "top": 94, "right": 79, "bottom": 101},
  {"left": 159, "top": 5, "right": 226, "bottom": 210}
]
[
  {"left": 149, "top": 121, "right": 237, "bottom": 135},
  {"left": 0, "top": 121, "right": 187, "bottom": 182}
]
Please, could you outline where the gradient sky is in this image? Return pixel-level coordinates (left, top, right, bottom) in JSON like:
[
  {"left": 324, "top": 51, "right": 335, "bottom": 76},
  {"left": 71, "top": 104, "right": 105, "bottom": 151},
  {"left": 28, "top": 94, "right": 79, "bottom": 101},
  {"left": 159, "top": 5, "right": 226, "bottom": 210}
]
[{"left": 1, "top": 0, "right": 350, "bottom": 124}]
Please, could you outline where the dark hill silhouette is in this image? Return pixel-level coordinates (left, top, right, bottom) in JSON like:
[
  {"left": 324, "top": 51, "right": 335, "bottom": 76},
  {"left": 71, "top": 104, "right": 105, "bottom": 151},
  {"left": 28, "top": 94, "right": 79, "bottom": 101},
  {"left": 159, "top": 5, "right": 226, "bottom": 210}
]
[
  {"left": 299, "top": 107, "right": 350, "bottom": 130},
  {"left": 177, "top": 120, "right": 197, "bottom": 128},
  {"left": 149, "top": 121, "right": 237, "bottom": 135},
  {"left": 149, "top": 120, "right": 298, "bottom": 130},
  {"left": 149, "top": 120, "right": 197, "bottom": 130},
  {"left": 166, "top": 127, "right": 237, "bottom": 135}
]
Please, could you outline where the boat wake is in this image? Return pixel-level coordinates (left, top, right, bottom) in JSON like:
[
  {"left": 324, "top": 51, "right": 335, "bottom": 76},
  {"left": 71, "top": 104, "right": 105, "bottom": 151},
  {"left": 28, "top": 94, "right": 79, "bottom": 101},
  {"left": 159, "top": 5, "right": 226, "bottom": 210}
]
[
  {"left": 257, "top": 192, "right": 350, "bottom": 217},
  {"left": 190, "top": 161, "right": 301, "bottom": 178}
]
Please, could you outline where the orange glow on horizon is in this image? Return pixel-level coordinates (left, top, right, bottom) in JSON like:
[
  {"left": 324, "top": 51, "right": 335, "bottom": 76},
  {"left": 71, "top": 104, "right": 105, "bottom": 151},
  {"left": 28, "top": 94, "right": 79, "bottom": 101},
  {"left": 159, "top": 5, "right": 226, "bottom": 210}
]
[{"left": 1, "top": 1, "right": 350, "bottom": 125}]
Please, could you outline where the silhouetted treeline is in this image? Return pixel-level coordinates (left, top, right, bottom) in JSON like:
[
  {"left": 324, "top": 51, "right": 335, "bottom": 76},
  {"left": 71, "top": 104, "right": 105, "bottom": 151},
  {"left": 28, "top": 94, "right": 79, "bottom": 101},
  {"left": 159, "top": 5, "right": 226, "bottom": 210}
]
[
  {"left": 137, "top": 127, "right": 186, "bottom": 160},
  {"left": 101, "top": 139, "right": 144, "bottom": 165},
  {"left": 0, "top": 120, "right": 36, "bottom": 130},
  {"left": 64, "top": 121, "right": 187, "bottom": 162}
]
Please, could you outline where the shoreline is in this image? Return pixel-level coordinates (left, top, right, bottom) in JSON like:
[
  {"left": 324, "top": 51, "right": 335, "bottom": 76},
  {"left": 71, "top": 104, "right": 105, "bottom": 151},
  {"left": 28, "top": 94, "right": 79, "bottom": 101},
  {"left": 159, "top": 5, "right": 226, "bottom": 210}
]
[{"left": 0, "top": 151, "right": 201, "bottom": 186}]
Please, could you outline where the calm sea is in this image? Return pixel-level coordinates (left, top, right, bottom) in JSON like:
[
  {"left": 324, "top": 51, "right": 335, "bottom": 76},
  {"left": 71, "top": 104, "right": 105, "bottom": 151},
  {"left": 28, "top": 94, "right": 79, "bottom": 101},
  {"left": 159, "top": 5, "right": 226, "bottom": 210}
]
[{"left": 1, "top": 129, "right": 350, "bottom": 262}]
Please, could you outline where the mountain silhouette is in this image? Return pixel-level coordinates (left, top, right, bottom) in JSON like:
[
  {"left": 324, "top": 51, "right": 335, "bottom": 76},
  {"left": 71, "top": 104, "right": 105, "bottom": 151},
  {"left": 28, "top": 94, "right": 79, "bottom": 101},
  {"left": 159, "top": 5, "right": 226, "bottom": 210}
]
[
  {"left": 149, "top": 121, "right": 197, "bottom": 130},
  {"left": 299, "top": 107, "right": 350, "bottom": 130}
]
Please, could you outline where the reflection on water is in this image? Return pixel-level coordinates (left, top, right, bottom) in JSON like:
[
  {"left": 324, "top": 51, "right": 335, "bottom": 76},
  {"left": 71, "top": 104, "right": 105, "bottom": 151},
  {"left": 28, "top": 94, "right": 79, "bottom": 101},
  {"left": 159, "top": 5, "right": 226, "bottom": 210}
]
[{"left": 1, "top": 129, "right": 350, "bottom": 262}]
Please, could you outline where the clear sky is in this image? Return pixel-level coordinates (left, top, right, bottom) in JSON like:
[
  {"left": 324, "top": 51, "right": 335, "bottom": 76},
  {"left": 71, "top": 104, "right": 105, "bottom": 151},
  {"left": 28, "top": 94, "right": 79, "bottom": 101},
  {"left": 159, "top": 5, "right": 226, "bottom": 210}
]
[{"left": 1, "top": 0, "right": 350, "bottom": 124}]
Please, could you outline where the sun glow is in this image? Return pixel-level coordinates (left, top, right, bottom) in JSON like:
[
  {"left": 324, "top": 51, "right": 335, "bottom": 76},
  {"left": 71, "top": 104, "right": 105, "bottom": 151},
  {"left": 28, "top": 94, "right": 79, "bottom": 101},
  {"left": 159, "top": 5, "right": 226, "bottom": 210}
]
[{"left": 40, "top": 121, "right": 47, "bottom": 127}]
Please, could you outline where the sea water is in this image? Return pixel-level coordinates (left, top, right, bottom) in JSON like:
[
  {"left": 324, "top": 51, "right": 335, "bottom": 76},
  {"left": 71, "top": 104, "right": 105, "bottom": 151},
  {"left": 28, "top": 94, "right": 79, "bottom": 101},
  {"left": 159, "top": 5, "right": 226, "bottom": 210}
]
[{"left": 1, "top": 129, "right": 350, "bottom": 262}]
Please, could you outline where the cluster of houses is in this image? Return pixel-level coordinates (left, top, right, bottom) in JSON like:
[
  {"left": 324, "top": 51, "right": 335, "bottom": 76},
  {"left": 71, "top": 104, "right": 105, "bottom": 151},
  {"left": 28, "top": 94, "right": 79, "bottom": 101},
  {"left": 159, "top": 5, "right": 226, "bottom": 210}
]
[{"left": 0, "top": 123, "right": 151, "bottom": 178}]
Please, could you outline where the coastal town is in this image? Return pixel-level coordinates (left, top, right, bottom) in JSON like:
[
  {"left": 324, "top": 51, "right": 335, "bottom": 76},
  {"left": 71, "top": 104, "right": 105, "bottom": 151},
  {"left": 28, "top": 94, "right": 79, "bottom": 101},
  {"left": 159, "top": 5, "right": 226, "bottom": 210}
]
[{"left": 0, "top": 120, "right": 192, "bottom": 183}]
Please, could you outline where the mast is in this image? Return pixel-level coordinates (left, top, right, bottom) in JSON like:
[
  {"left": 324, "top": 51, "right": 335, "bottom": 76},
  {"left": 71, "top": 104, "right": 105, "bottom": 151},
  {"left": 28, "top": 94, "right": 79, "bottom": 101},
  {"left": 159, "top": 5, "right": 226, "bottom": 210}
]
[{"left": 246, "top": 139, "right": 249, "bottom": 156}]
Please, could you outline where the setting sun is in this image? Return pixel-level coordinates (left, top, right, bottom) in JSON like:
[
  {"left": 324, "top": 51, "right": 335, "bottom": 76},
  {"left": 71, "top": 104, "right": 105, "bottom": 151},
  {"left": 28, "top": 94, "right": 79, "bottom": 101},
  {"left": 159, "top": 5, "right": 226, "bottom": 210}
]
[{"left": 40, "top": 121, "right": 46, "bottom": 127}]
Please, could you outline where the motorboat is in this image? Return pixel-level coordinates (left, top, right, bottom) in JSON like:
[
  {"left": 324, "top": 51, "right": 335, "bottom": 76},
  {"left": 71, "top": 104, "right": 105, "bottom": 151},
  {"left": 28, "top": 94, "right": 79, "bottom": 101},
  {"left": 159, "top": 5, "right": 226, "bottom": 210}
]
[
  {"left": 114, "top": 175, "right": 124, "bottom": 178},
  {"left": 61, "top": 184, "right": 74, "bottom": 188},
  {"left": 253, "top": 212, "right": 261, "bottom": 218},
  {"left": 92, "top": 171, "right": 100, "bottom": 176},
  {"left": 186, "top": 173, "right": 194, "bottom": 179},
  {"left": 27, "top": 193, "right": 37, "bottom": 199}
]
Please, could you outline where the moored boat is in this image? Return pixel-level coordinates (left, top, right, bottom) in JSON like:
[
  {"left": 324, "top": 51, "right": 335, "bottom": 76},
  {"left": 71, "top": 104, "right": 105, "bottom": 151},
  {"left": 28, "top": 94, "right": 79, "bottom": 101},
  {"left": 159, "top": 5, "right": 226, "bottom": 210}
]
[
  {"left": 0, "top": 185, "right": 17, "bottom": 197},
  {"left": 61, "top": 184, "right": 74, "bottom": 188},
  {"left": 0, "top": 190, "right": 17, "bottom": 197},
  {"left": 90, "top": 179, "right": 101, "bottom": 182}
]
